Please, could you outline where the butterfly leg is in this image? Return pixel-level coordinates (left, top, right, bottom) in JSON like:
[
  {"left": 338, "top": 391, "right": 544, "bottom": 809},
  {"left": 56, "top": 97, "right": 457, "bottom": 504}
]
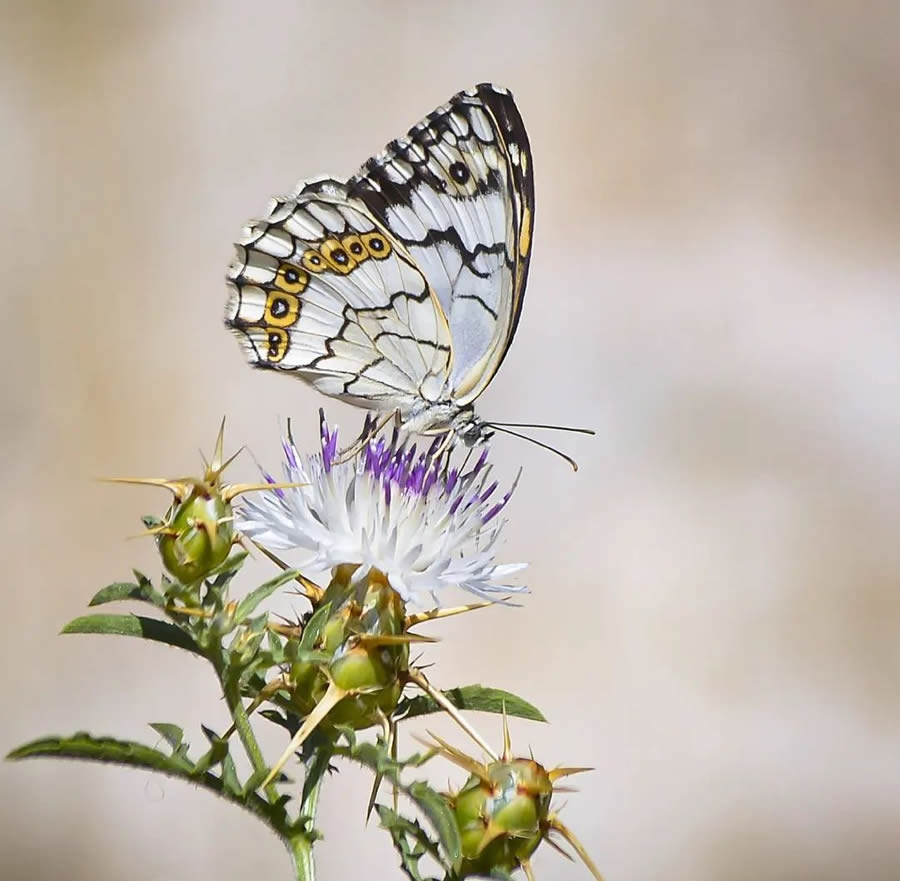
[
  {"left": 429, "top": 430, "right": 456, "bottom": 462},
  {"left": 333, "top": 409, "right": 397, "bottom": 465}
]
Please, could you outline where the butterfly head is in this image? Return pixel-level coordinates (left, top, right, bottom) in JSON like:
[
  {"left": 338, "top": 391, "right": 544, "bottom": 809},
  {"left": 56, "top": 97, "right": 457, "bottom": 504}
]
[{"left": 451, "top": 406, "right": 495, "bottom": 447}]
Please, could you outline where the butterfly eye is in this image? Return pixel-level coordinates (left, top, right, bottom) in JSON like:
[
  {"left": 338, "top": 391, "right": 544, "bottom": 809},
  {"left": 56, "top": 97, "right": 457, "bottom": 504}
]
[
  {"left": 319, "top": 238, "right": 357, "bottom": 275},
  {"left": 264, "top": 291, "right": 300, "bottom": 328},
  {"left": 341, "top": 235, "right": 369, "bottom": 263},
  {"left": 361, "top": 232, "right": 392, "bottom": 260},
  {"left": 301, "top": 250, "right": 327, "bottom": 273},
  {"left": 275, "top": 263, "right": 309, "bottom": 294},
  {"left": 265, "top": 327, "right": 289, "bottom": 363}
]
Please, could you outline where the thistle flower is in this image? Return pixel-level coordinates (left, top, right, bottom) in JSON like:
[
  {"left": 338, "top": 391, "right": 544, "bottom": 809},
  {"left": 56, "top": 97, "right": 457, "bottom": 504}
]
[{"left": 236, "top": 414, "right": 526, "bottom": 608}]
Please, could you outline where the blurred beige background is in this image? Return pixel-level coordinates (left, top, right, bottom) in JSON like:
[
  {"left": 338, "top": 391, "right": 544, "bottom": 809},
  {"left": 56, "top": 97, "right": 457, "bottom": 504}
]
[{"left": 3, "top": 2, "right": 900, "bottom": 879}]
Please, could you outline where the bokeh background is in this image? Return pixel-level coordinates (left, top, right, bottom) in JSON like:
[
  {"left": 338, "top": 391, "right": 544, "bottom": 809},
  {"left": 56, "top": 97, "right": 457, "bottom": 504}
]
[{"left": 3, "top": 2, "right": 899, "bottom": 879}]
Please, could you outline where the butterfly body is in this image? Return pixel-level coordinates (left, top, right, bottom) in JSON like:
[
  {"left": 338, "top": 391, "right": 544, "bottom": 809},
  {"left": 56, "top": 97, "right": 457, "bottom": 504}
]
[{"left": 225, "top": 84, "right": 534, "bottom": 446}]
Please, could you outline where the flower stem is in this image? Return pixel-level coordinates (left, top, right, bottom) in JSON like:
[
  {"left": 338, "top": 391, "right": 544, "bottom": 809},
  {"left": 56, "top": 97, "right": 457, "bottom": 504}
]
[
  {"left": 286, "top": 745, "right": 331, "bottom": 881},
  {"left": 288, "top": 833, "right": 316, "bottom": 881},
  {"left": 219, "top": 669, "right": 280, "bottom": 804}
]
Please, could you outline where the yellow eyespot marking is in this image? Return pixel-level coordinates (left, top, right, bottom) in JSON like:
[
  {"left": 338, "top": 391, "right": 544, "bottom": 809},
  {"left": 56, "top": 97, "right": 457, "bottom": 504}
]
[
  {"left": 361, "top": 231, "right": 392, "bottom": 260},
  {"left": 275, "top": 263, "right": 308, "bottom": 294},
  {"left": 518, "top": 206, "right": 532, "bottom": 258},
  {"left": 341, "top": 234, "right": 369, "bottom": 264},
  {"left": 319, "top": 238, "right": 356, "bottom": 275},
  {"left": 265, "top": 326, "right": 289, "bottom": 363},
  {"left": 264, "top": 291, "right": 300, "bottom": 328},
  {"left": 301, "top": 249, "right": 327, "bottom": 273}
]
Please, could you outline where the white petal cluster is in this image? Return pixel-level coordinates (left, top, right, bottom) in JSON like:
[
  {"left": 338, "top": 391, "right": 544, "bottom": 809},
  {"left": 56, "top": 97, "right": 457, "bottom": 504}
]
[{"left": 237, "top": 420, "right": 525, "bottom": 608}]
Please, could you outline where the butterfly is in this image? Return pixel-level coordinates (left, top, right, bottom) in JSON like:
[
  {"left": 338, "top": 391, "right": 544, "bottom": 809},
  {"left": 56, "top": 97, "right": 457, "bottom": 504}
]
[{"left": 225, "top": 83, "right": 537, "bottom": 451}]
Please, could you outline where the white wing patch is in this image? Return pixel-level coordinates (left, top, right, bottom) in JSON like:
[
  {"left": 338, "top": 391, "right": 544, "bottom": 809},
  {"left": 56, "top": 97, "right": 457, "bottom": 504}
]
[
  {"left": 225, "top": 84, "right": 535, "bottom": 436},
  {"left": 225, "top": 180, "right": 452, "bottom": 410}
]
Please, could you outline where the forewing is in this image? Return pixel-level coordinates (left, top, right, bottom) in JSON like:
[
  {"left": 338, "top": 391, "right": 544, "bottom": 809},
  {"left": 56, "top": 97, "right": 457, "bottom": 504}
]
[
  {"left": 225, "top": 179, "right": 452, "bottom": 411},
  {"left": 346, "top": 83, "right": 535, "bottom": 404}
]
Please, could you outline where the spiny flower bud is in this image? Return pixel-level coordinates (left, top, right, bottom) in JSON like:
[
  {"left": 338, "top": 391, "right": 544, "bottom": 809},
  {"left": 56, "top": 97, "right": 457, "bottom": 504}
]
[
  {"left": 157, "top": 483, "right": 233, "bottom": 583},
  {"left": 453, "top": 756, "right": 550, "bottom": 874},
  {"left": 289, "top": 564, "right": 410, "bottom": 730},
  {"left": 259, "top": 562, "right": 446, "bottom": 789},
  {"left": 107, "top": 419, "right": 299, "bottom": 586},
  {"left": 423, "top": 718, "right": 604, "bottom": 881}
]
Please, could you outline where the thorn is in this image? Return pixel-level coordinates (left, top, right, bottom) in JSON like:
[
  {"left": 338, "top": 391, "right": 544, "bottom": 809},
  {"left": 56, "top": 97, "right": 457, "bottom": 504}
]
[
  {"left": 547, "top": 815, "right": 605, "bottom": 881},
  {"left": 548, "top": 766, "right": 594, "bottom": 783},
  {"left": 355, "top": 633, "right": 438, "bottom": 648},
  {"left": 261, "top": 681, "right": 346, "bottom": 788},
  {"left": 210, "top": 416, "right": 227, "bottom": 472},
  {"left": 405, "top": 599, "right": 495, "bottom": 627},
  {"left": 239, "top": 536, "right": 325, "bottom": 602},
  {"left": 501, "top": 700, "right": 512, "bottom": 762},
  {"left": 222, "top": 480, "right": 307, "bottom": 502},
  {"left": 543, "top": 833, "right": 576, "bottom": 861},
  {"left": 521, "top": 857, "right": 538, "bottom": 881},
  {"left": 217, "top": 445, "right": 244, "bottom": 476},
  {"left": 413, "top": 731, "right": 492, "bottom": 785},
  {"left": 102, "top": 476, "right": 194, "bottom": 499},
  {"left": 406, "top": 667, "right": 497, "bottom": 760},
  {"left": 128, "top": 525, "right": 178, "bottom": 540}
]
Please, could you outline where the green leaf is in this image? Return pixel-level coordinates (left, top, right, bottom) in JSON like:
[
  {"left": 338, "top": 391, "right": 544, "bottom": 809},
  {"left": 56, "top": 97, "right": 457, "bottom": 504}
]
[
  {"left": 62, "top": 614, "right": 202, "bottom": 656},
  {"left": 6, "top": 733, "right": 276, "bottom": 828},
  {"left": 398, "top": 685, "right": 546, "bottom": 723},
  {"left": 220, "top": 749, "right": 242, "bottom": 798},
  {"left": 149, "top": 723, "right": 184, "bottom": 751},
  {"left": 406, "top": 781, "right": 461, "bottom": 865},
  {"left": 376, "top": 804, "right": 443, "bottom": 881},
  {"left": 194, "top": 725, "right": 230, "bottom": 775},
  {"left": 299, "top": 602, "right": 332, "bottom": 650},
  {"left": 233, "top": 570, "right": 298, "bottom": 623},
  {"left": 207, "top": 551, "right": 249, "bottom": 587},
  {"left": 89, "top": 580, "right": 164, "bottom": 609},
  {"left": 335, "top": 731, "right": 460, "bottom": 863}
]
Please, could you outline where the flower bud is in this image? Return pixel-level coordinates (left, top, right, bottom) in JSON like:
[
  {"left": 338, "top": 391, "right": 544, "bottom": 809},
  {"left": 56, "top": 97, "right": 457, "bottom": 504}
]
[
  {"left": 453, "top": 757, "right": 552, "bottom": 876},
  {"left": 287, "top": 565, "right": 408, "bottom": 731},
  {"left": 158, "top": 487, "right": 233, "bottom": 584}
]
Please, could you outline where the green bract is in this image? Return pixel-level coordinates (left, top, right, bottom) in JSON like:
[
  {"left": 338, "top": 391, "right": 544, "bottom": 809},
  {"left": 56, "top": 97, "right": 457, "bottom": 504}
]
[{"left": 158, "top": 488, "right": 234, "bottom": 583}]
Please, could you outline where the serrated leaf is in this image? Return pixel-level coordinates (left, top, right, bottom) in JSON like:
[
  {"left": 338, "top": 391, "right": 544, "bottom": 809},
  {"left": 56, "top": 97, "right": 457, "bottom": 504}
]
[
  {"left": 89, "top": 580, "right": 164, "bottom": 608},
  {"left": 398, "top": 685, "right": 546, "bottom": 723},
  {"left": 8, "top": 733, "right": 195, "bottom": 775},
  {"left": 6, "top": 733, "right": 277, "bottom": 828},
  {"left": 376, "top": 804, "right": 442, "bottom": 881},
  {"left": 149, "top": 723, "right": 184, "bottom": 751},
  {"left": 62, "top": 614, "right": 202, "bottom": 656},
  {"left": 233, "top": 570, "right": 298, "bottom": 624}
]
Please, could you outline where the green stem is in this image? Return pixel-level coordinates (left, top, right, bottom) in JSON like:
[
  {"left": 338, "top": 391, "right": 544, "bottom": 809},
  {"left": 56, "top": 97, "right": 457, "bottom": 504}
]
[
  {"left": 287, "top": 743, "right": 331, "bottom": 881},
  {"left": 288, "top": 833, "right": 316, "bottom": 881},
  {"left": 219, "top": 668, "right": 280, "bottom": 805}
]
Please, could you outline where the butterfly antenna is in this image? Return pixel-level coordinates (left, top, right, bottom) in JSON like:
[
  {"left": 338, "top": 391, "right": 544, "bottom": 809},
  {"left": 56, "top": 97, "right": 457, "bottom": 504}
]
[
  {"left": 488, "top": 422, "right": 595, "bottom": 436},
  {"left": 488, "top": 424, "right": 580, "bottom": 471}
]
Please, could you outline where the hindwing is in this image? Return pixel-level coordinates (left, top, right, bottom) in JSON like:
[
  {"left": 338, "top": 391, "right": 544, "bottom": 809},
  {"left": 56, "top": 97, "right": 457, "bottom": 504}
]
[{"left": 225, "top": 178, "right": 452, "bottom": 409}]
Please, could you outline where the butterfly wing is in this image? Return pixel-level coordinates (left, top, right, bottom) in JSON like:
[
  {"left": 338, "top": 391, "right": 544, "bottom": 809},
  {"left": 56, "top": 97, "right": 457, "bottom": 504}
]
[
  {"left": 225, "top": 178, "right": 452, "bottom": 412},
  {"left": 346, "top": 83, "right": 534, "bottom": 405}
]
